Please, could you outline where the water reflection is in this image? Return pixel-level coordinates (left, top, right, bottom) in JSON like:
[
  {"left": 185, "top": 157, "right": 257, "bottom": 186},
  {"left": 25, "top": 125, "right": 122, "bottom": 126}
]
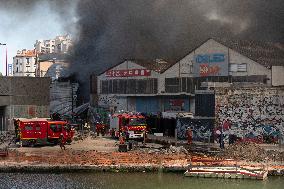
[{"left": 0, "top": 172, "right": 282, "bottom": 189}]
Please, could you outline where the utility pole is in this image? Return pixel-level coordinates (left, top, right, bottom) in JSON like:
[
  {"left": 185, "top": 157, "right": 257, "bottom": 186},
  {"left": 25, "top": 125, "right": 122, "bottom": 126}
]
[
  {"left": 71, "top": 83, "right": 74, "bottom": 121},
  {"left": 5, "top": 47, "right": 7, "bottom": 76}
]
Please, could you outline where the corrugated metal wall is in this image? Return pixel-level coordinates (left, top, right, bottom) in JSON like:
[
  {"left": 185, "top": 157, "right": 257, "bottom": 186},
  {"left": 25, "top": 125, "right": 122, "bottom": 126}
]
[{"left": 136, "top": 97, "right": 159, "bottom": 113}]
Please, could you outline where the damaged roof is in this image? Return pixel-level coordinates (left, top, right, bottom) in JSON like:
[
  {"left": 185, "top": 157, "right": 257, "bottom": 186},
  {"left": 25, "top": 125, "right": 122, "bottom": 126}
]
[{"left": 213, "top": 38, "right": 284, "bottom": 68}]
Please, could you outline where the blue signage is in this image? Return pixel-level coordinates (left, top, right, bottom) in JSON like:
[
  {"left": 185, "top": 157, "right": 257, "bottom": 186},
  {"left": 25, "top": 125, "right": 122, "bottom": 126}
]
[
  {"left": 195, "top": 53, "right": 225, "bottom": 64},
  {"left": 193, "top": 53, "right": 228, "bottom": 77},
  {"left": 8, "top": 64, "right": 12, "bottom": 76}
]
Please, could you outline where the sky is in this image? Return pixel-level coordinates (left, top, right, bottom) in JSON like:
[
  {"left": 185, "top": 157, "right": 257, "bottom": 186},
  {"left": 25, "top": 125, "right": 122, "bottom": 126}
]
[{"left": 0, "top": 0, "right": 78, "bottom": 75}]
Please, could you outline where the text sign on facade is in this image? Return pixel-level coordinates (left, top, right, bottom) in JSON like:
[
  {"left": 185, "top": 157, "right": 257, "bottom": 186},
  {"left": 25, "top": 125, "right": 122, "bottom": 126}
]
[
  {"left": 106, "top": 69, "right": 151, "bottom": 77},
  {"left": 193, "top": 53, "right": 228, "bottom": 77},
  {"left": 8, "top": 64, "right": 13, "bottom": 76}
]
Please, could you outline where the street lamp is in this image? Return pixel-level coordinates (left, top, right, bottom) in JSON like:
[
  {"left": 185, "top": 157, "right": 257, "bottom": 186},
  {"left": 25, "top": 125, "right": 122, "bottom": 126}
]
[{"left": 0, "top": 43, "right": 7, "bottom": 76}]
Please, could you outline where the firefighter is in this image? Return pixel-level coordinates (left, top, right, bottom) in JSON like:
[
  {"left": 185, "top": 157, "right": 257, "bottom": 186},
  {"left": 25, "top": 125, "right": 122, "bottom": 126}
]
[
  {"left": 59, "top": 133, "right": 66, "bottom": 150},
  {"left": 187, "top": 127, "right": 193, "bottom": 145},
  {"left": 119, "top": 131, "right": 126, "bottom": 144}
]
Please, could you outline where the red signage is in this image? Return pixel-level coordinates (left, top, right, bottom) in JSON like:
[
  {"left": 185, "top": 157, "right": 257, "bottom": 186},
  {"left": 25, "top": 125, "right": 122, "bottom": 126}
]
[
  {"left": 169, "top": 99, "right": 184, "bottom": 106},
  {"left": 106, "top": 69, "right": 151, "bottom": 77},
  {"left": 199, "top": 64, "right": 221, "bottom": 77}
]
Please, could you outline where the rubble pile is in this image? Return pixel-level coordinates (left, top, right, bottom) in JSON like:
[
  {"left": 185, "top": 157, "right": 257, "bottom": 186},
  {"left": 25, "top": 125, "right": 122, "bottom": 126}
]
[
  {"left": 73, "top": 131, "right": 89, "bottom": 141},
  {"left": 0, "top": 132, "right": 14, "bottom": 146},
  {"left": 266, "top": 150, "right": 284, "bottom": 162},
  {"left": 139, "top": 145, "right": 189, "bottom": 155},
  {"left": 0, "top": 150, "right": 188, "bottom": 167},
  {"left": 223, "top": 142, "right": 267, "bottom": 162}
]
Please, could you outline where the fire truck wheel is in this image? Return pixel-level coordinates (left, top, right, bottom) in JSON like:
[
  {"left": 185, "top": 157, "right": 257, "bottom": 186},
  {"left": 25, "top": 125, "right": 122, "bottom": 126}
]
[
  {"left": 66, "top": 139, "right": 72, "bottom": 144},
  {"left": 29, "top": 140, "right": 36, "bottom": 147}
]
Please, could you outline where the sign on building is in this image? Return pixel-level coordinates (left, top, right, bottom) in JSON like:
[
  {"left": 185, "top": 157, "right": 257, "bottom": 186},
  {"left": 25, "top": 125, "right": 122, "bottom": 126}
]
[
  {"left": 193, "top": 53, "right": 228, "bottom": 77},
  {"left": 8, "top": 64, "right": 13, "bottom": 76},
  {"left": 106, "top": 69, "right": 151, "bottom": 77}
]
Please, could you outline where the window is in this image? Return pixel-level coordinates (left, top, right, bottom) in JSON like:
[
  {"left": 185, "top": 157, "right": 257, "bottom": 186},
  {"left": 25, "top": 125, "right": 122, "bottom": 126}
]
[
  {"left": 165, "top": 78, "right": 180, "bottom": 93},
  {"left": 57, "top": 124, "right": 62, "bottom": 132},
  {"left": 25, "top": 125, "right": 33, "bottom": 131},
  {"left": 26, "top": 58, "right": 30, "bottom": 64},
  {"left": 36, "top": 126, "right": 41, "bottom": 131},
  {"left": 229, "top": 64, "right": 238, "bottom": 72},
  {"left": 129, "top": 118, "right": 146, "bottom": 126},
  {"left": 50, "top": 124, "right": 57, "bottom": 132},
  {"left": 16, "top": 59, "right": 19, "bottom": 65},
  {"left": 101, "top": 79, "right": 157, "bottom": 94},
  {"left": 16, "top": 67, "right": 18, "bottom": 72},
  {"left": 230, "top": 63, "right": 247, "bottom": 72},
  {"left": 237, "top": 63, "right": 247, "bottom": 72}
]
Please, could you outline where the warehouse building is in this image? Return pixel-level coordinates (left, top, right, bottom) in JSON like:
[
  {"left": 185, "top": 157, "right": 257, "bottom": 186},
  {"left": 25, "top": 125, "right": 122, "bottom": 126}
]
[
  {"left": 93, "top": 38, "right": 284, "bottom": 113},
  {"left": 92, "top": 38, "right": 284, "bottom": 142}
]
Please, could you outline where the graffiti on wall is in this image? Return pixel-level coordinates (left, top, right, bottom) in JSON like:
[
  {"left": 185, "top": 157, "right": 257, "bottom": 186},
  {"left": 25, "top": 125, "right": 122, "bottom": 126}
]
[
  {"left": 215, "top": 88, "right": 284, "bottom": 144},
  {"left": 177, "top": 118, "right": 214, "bottom": 142},
  {"left": 13, "top": 105, "right": 49, "bottom": 118}
]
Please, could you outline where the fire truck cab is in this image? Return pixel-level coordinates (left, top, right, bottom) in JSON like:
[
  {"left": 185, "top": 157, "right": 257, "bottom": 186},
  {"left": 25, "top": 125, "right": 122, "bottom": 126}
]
[
  {"left": 15, "top": 118, "right": 74, "bottom": 146},
  {"left": 110, "top": 113, "right": 147, "bottom": 140}
]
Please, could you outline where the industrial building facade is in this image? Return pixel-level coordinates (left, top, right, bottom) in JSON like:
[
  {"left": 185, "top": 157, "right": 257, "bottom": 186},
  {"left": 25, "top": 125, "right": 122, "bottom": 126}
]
[
  {"left": 94, "top": 38, "right": 284, "bottom": 113},
  {"left": 92, "top": 38, "right": 284, "bottom": 143}
]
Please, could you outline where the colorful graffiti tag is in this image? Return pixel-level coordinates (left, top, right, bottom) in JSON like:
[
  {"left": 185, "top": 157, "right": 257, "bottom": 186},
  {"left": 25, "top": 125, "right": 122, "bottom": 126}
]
[
  {"left": 215, "top": 88, "right": 284, "bottom": 144},
  {"left": 177, "top": 118, "right": 214, "bottom": 142}
]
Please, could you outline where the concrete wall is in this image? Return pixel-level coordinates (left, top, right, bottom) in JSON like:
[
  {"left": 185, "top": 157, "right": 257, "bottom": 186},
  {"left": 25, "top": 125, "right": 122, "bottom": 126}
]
[
  {"left": 0, "top": 77, "right": 50, "bottom": 106},
  {"left": 0, "top": 77, "right": 51, "bottom": 130},
  {"left": 215, "top": 87, "right": 284, "bottom": 144},
  {"left": 36, "top": 61, "right": 54, "bottom": 77},
  {"left": 272, "top": 66, "right": 284, "bottom": 86}
]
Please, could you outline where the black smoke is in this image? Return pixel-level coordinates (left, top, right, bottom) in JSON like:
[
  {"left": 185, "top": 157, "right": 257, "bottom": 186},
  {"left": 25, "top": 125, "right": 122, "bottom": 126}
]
[
  {"left": 69, "top": 0, "right": 284, "bottom": 101},
  {"left": 3, "top": 0, "right": 283, "bottom": 102}
]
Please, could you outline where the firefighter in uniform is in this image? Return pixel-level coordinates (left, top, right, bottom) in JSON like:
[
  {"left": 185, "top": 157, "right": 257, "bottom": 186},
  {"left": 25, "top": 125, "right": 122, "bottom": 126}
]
[
  {"left": 187, "top": 127, "right": 193, "bottom": 145},
  {"left": 59, "top": 133, "right": 66, "bottom": 150}
]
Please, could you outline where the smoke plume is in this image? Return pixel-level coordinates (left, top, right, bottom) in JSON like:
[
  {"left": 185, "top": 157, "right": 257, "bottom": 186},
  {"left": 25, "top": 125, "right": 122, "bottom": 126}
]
[
  {"left": 2, "top": 0, "right": 283, "bottom": 102},
  {"left": 69, "top": 0, "right": 284, "bottom": 101}
]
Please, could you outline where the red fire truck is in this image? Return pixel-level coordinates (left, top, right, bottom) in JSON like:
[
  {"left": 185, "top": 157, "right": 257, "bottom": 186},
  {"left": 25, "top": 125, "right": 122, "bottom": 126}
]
[
  {"left": 110, "top": 113, "right": 147, "bottom": 140},
  {"left": 15, "top": 118, "right": 75, "bottom": 147}
]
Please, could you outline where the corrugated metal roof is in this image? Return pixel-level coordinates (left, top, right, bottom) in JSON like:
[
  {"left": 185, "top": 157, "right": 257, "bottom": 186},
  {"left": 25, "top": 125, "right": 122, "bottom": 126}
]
[
  {"left": 213, "top": 38, "right": 284, "bottom": 68},
  {"left": 98, "top": 38, "right": 284, "bottom": 76},
  {"left": 98, "top": 59, "right": 175, "bottom": 76},
  {"left": 130, "top": 59, "right": 176, "bottom": 73}
]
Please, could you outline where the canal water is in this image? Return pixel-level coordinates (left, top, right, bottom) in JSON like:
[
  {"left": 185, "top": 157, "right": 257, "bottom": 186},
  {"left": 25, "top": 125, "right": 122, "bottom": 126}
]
[{"left": 0, "top": 172, "right": 283, "bottom": 189}]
